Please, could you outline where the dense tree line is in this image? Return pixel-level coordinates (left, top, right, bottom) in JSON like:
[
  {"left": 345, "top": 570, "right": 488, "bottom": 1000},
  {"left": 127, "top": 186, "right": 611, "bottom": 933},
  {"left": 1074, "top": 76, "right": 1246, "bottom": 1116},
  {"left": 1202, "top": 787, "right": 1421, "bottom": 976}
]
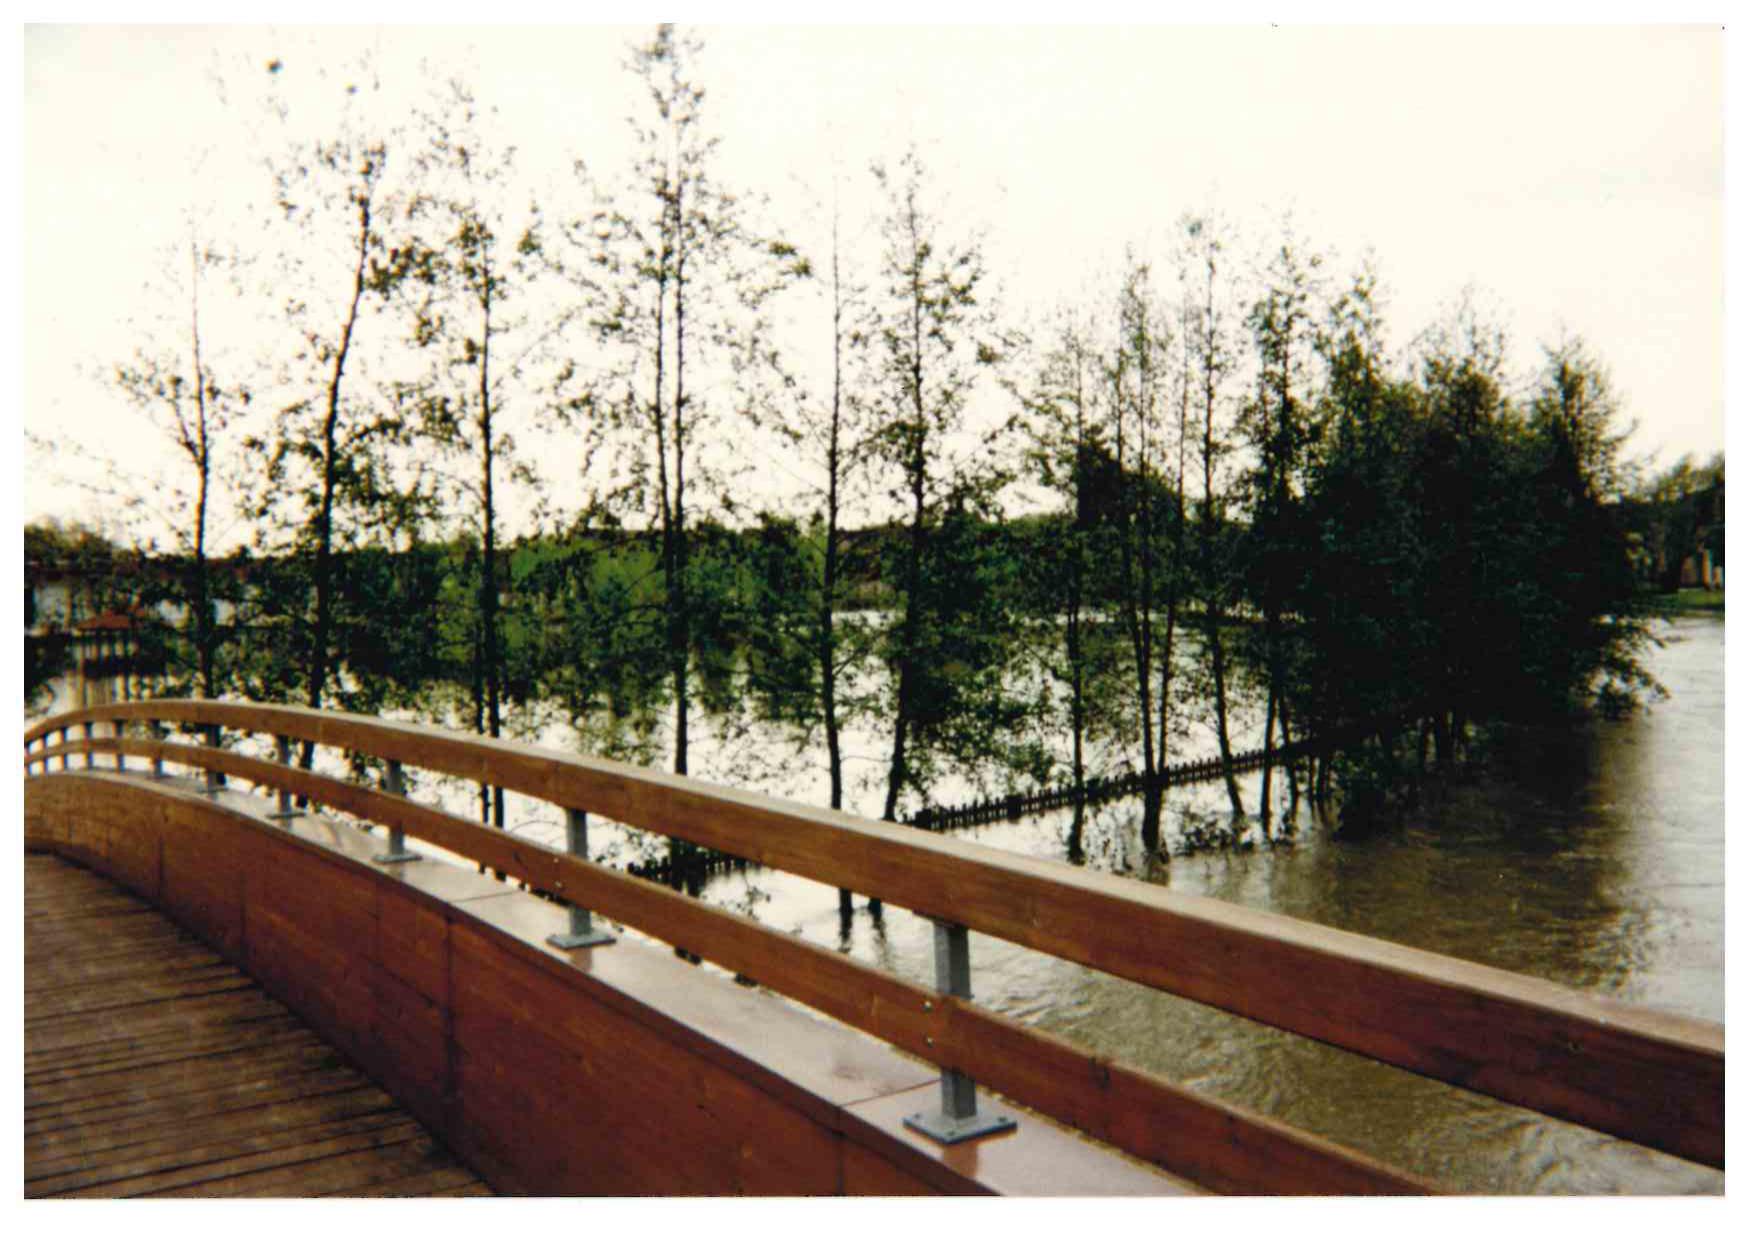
[{"left": 31, "top": 25, "right": 1697, "bottom": 845}]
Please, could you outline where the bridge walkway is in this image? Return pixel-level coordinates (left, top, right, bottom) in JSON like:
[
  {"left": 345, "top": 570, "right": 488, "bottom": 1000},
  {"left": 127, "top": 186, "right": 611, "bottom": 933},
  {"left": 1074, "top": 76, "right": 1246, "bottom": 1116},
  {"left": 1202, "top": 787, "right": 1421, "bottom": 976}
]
[{"left": 24, "top": 853, "right": 492, "bottom": 1198}]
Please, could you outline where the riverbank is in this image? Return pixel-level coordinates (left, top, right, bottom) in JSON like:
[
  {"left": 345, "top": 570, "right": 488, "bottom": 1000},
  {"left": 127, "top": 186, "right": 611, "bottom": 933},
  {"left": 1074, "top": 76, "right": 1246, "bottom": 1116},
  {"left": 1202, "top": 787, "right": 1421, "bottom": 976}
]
[{"left": 1643, "top": 587, "right": 1724, "bottom": 614}]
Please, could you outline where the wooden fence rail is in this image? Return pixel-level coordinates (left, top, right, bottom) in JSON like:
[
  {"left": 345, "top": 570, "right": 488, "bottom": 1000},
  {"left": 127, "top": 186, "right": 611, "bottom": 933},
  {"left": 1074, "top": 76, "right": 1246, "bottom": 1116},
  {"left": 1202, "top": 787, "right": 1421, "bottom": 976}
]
[
  {"left": 909, "top": 727, "right": 1373, "bottom": 830},
  {"left": 23, "top": 701, "right": 1725, "bottom": 1187}
]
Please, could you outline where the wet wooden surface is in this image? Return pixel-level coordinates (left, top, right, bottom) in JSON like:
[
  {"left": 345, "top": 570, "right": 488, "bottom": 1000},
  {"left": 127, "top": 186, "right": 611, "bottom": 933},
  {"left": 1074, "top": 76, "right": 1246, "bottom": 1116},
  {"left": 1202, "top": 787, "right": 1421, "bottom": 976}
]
[{"left": 24, "top": 853, "right": 492, "bottom": 1198}]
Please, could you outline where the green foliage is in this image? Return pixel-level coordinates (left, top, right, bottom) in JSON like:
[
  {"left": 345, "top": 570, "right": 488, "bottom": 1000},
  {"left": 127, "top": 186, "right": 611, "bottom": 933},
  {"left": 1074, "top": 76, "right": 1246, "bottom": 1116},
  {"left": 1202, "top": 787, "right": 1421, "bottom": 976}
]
[
  {"left": 740, "top": 514, "right": 822, "bottom": 728},
  {"left": 1622, "top": 452, "right": 1724, "bottom": 593},
  {"left": 866, "top": 149, "right": 1028, "bottom": 818},
  {"left": 1284, "top": 287, "right": 1660, "bottom": 827},
  {"left": 1644, "top": 587, "right": 1724, "bottom": 614},
  {"left": 884, "top": 488, "right": 1041, "bottom": 791}
]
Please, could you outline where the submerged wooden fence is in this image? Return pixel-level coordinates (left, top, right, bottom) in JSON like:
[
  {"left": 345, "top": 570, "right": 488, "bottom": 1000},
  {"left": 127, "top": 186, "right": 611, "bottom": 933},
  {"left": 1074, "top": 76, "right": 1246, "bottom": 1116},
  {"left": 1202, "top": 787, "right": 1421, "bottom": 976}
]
[
  {"left": 909, "top": 738, "right": 1318, "bottom": 830},
  {"left": 23, "top": 700, "right": 1725, "bottom": 1193}
]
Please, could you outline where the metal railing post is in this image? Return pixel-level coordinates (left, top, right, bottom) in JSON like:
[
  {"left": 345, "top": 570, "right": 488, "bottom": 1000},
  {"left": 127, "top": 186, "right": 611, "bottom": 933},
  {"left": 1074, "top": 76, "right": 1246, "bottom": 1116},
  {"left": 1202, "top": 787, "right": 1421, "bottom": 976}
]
[
  {"left": 83, "top": 721, "right": 95, "bottom": 770},
  {"left": 114, "top": 719, "right": 126, "bottom": 772},
  {"left": 149, "top": 721, "right": 165, "bottom": 780},
  {"left": 903, "top": 920, "right": 1016, "bottom": 1144},
  {"left": 202, "top": 724, "right": 222, "bottom": 796},
  {"left": 266, "top": 735, "right": 304, "bottom": 820},
  {"left": 372, "top": 759, "right": 420, "bottom": 864},
  {"left": 547, "top": 808, "right": 615, "bottom": 949},
  {"left": 59, "top": 728, "right": 69, "bottom": 771}
]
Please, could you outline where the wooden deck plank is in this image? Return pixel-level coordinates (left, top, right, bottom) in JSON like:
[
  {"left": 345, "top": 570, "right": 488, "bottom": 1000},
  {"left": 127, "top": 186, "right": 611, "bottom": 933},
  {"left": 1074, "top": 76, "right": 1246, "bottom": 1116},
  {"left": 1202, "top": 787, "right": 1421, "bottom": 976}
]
[
  {"left": 27, "top": 1065, "right": 389, "bottom": 1140},
  {"left": 24, "top": 854, "right": 491, "bottom": 1199},
  {"left": 25, "top": 992, "right": 293, "bottom": 1053},
  {"left": 143, "top": 1129, "right": 455, "bottom": 1198},
  {"left": 25, "top": 1083, "right": 398, "bottom": 1174},
  {"left": 332, "top": 1165, "right": 486, "bottom": 1197},
  {"left": 432, "top": 1182, "right": 497, "bottom": 1197},
  {"left": 25, "top": 1039, "right": 358, "bottom": 1111},
  {"left": 25, "top": 970, "right": 257, "bottom": 1020},
  {"left": 30, "top": 1107, "right": 416, "bottom": 1196},
  {"left": 25, "top": 1011, "right": 306, "bottom": 1074}
]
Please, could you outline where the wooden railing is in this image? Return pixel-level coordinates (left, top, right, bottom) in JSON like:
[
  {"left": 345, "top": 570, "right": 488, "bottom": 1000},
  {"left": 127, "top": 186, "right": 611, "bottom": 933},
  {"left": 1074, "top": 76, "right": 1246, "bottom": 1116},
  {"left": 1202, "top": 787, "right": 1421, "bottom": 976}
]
[{"left": 23, "top": 700, "right": 1725, "bottom": 1192}]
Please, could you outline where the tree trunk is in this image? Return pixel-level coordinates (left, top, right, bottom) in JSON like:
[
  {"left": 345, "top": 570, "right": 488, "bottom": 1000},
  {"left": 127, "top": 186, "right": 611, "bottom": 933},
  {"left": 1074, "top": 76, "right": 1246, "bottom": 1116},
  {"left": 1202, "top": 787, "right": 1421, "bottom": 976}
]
[
  {"left": 1113, "top": 363, "right": 1158, "bottom": 793},
  {"left": 1196, "top": 243, "right": 1244, "bottom": 817},
  {"left": 301, "top": 194, "right": 372, "bottom": 772},
  {"left": 1205, "top": 548, "right": 1243, "bottom": 815},
  {"left": 1278, "top": 691, "right": 1299, "bottom": 805},
  {"left": 882, "top": 240, "right": 930, "bottom": 837},
  {"left": 1140, "top": 783, "right": 1164, "bottom": 854},
  {"left": 1259, "top": 684, "right": 1277, "bottom": 835},
  {"left": 188, "top": 240, "right": 215, "bottom": 700},
  {"left": 670, "top": 191, "right": 691, "bottom": 781},
  {"left": 479, "top": 274, "right": 506, "bottom": 829},
  {"left": 823, "top": 226, "right": 850, "bottom": 917},
  {"left": 882, "top": 434, "right": 926, "bottom": 827}
]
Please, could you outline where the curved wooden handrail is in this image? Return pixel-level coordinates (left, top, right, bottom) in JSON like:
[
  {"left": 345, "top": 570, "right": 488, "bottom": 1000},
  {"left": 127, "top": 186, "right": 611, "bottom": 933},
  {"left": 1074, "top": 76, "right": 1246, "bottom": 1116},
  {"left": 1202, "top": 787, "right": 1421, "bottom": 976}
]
[
  {"left": 27, "top": 732, "right": 1422, "bottom": 1194},
  {"left": 25, "top": 700, "right": 1726, "bottom": 1175}
]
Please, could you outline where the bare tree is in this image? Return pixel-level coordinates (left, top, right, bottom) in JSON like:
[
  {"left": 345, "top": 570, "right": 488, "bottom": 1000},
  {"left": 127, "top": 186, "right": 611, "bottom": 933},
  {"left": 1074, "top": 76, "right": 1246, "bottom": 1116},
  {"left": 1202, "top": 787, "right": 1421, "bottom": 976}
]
[{"left": 110, "top": 232, "right": 255, "bottom": 698}]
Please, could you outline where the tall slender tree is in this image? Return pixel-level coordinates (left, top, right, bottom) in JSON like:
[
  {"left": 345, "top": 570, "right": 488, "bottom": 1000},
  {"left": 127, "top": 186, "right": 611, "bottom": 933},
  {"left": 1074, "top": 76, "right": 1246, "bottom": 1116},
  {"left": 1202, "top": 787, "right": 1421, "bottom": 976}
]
[
  {"left": 584, "top": 25, "right": 800, "bottom": 783},
  {"left": 1181, "top": 215, "right": 1246, "bottom": 816},
  {"left": 111, "top": 232, "right": 253, "bottom": 699},
  {"left": 1105, "top": 258, "right": 1188, "bottom": 848},
  {"left": 868, "top": 150, "right": 1015, "bottom": 826},
  {"left": 1013, "top": 304, "right": 1121, "bottom": 858},
  {"left": 244, "top": 56, "right": 429, "bottom": 741},
  {"left": 737, "top": 184, "right": 882, "bottom": 822},
  {"left": 401, "top": 77, "right": 559, "bottom": 826},
  {"left": 1241, "top": 230, "right": 1323, "bottom": 829}
]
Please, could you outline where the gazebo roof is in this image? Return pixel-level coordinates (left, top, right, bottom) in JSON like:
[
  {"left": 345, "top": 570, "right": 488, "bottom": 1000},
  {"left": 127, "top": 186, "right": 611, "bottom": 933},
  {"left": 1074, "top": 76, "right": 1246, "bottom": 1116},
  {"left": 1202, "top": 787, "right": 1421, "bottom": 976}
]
[{"left": 74, "top": 610, "right": 144, "bottom": 632}]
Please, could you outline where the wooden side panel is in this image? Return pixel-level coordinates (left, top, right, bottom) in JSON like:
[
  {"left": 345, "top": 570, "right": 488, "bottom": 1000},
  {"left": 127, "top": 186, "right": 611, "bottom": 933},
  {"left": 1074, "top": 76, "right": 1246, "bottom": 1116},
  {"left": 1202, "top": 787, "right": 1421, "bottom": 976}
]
[
  {"left": 377, "top": 894, "right": 450, "bottom": 1005},
  {"left": 159, "top": 807, "right": 247, "bottom": 963},
  {"left": 841, "top": 1139, "right": 969, "bottom": 1196},
  {"left": 243, "top": 841, "right": 382, "bottom": 1079},
  {"left": 100, "top": 797, "right": 161, "bottom": 902},
  {"left": 447, "top": 920, "right": 843, "bottom": 1196},
  {"left": 366, "top": 953, "right": 451, "bottom": 1131}
]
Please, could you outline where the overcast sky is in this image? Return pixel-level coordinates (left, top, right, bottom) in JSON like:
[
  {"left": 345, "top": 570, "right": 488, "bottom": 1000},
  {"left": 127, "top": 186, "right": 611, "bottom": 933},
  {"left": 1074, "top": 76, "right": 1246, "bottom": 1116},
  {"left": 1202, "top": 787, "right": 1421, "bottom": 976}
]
[{"left": 18, "top": 20, "right": 1727, "bottom": 545}]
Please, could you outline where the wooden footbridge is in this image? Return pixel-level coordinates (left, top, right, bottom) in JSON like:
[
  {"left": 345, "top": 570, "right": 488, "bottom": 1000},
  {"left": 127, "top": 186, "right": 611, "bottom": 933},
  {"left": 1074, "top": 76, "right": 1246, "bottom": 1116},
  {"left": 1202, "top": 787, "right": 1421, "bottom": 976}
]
[{"left": 24, "top": 701, "right": 1724, "bottom": 1196}]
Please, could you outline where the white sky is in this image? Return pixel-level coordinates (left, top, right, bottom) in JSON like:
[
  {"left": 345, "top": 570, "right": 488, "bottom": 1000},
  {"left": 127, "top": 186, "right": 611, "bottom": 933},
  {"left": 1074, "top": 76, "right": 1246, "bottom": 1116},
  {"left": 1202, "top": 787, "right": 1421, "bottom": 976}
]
[{"left": 16, "top": 17, "right": 1729, "bottom": 548}]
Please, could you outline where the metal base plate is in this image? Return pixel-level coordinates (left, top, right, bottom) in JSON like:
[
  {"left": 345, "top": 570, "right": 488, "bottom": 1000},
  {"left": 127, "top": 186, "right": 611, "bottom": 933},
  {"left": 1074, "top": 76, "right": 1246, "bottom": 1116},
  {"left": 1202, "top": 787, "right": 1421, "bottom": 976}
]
[
  {"left": 547, "top": 928, "right": 616, "bottom": 949},
  {"left": 372, "top": 849, "right": 421, "bottom": 864},
  {"left": 902, "top": 1109, "right": 1017, "bottom": 1145},
  {"left": 266, "top": 809, "right": 306, "bottom": 821}
]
